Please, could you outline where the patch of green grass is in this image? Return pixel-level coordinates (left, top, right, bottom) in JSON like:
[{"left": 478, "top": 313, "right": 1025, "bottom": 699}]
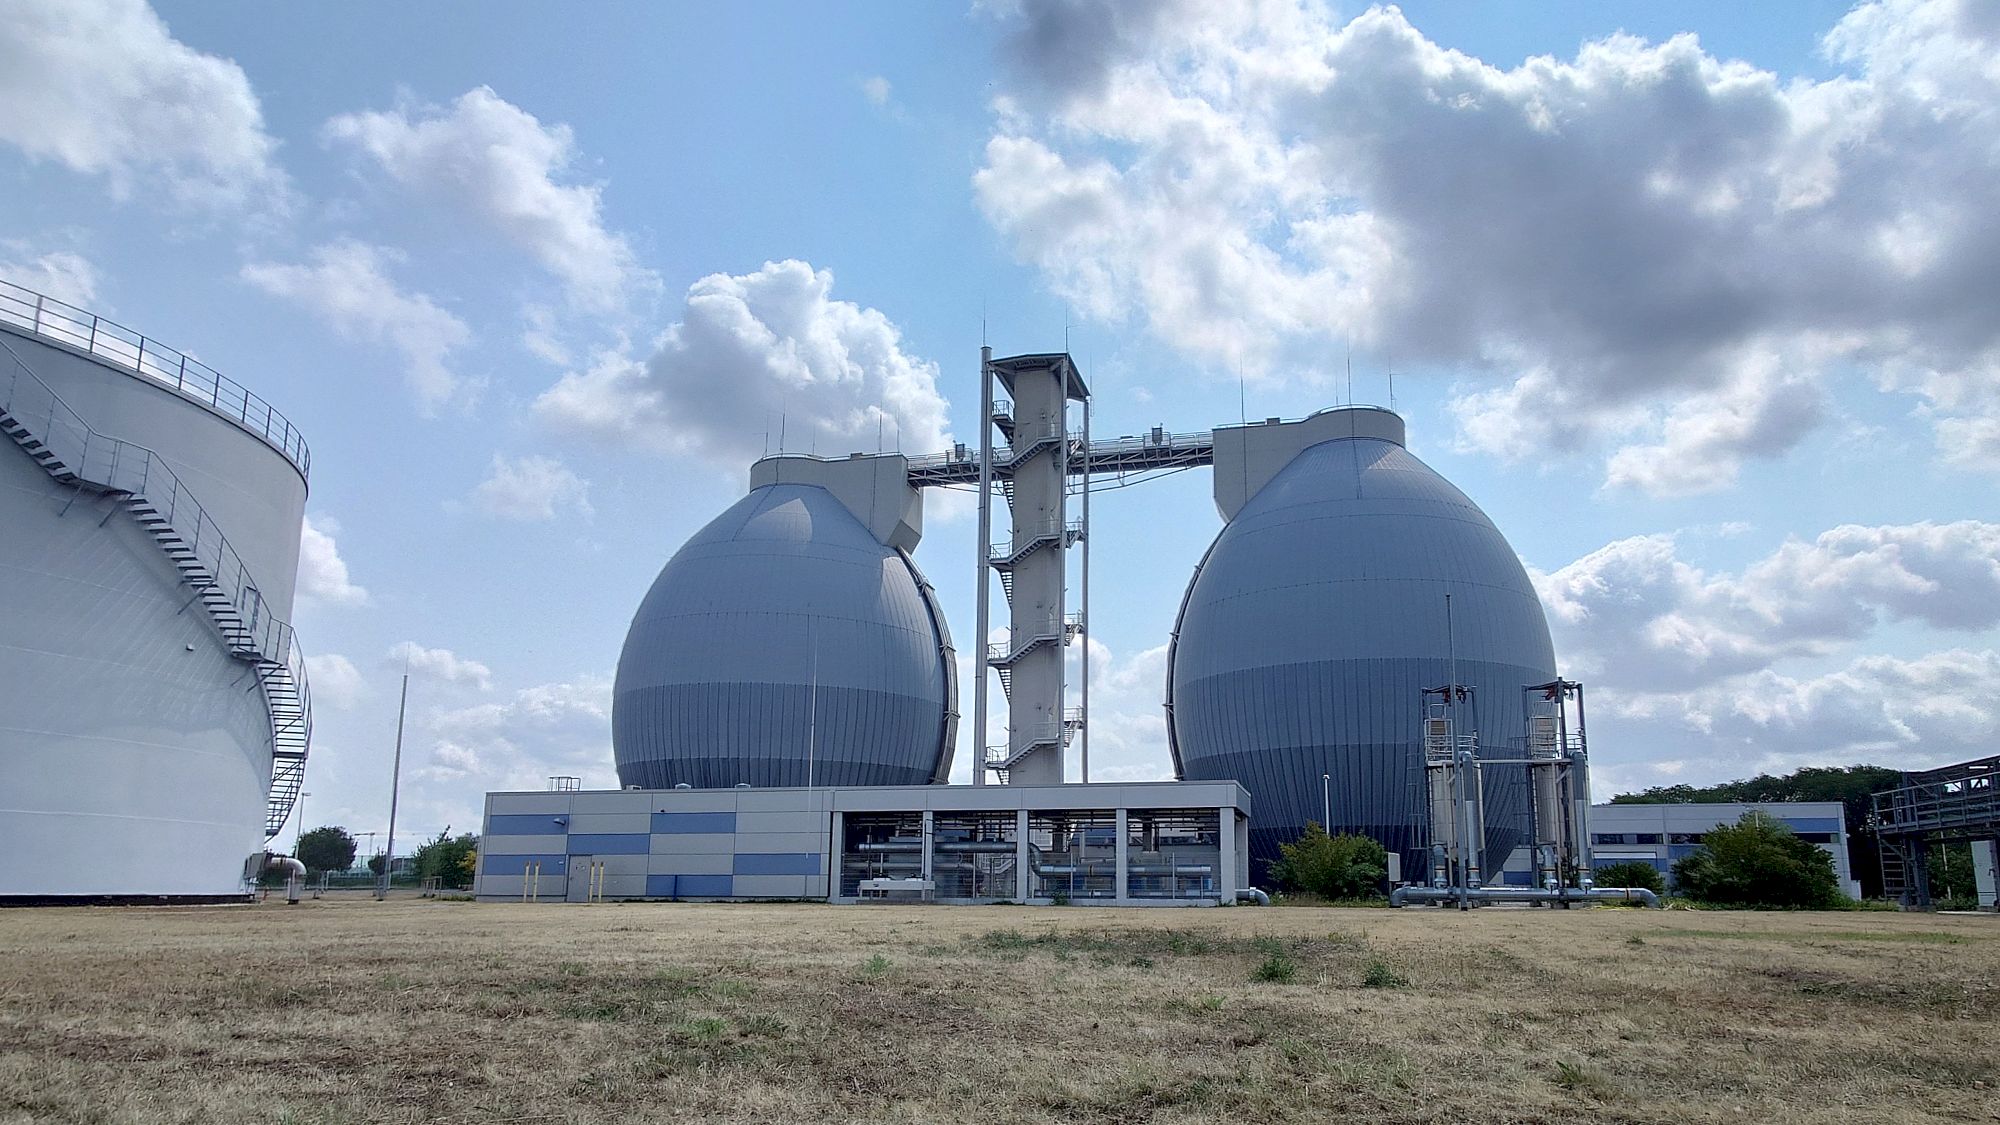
[
  {"left": 1551, "top": 1060, "right": 1618, "bottom": 1099},
  {"left": 1360, "top": 958, "right": 1408, "bottom": 989},
  {"left": 1251, "top": 938, "right": 1297, "bottom": 983},
  {"left": 861, "top": 953, "right": 892, "bottom": 976}
]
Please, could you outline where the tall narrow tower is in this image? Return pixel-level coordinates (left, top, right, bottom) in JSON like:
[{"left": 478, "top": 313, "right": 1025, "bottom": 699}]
[{"left": 976, "top": 353, "right": 1087, "bottom": 785}]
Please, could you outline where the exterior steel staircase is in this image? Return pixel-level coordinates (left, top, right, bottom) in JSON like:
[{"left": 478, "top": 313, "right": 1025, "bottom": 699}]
[{"left": 0, "top": 334, "right": 311, "bottom": 838}]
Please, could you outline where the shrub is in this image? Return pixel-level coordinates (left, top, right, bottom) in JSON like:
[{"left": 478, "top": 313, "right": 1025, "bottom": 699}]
[
  {"left": 1671, "top": 811, "right": 1842, "bottom": 908},
  {"left": 1271, "top": 823, "right": 1389, "bottom": 899},
  {"left": 1360, "top": 958, "right": 1408, "bottom": 988},
  {"left": 1593, "top": 860, "right": 1665, "bottom": 895},
  {"left": 295, "top": 826, "right": 357, "bottom": 875}
]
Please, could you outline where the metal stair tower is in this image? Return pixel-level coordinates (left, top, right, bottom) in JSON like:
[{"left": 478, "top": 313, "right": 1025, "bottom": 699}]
[{"left": 972, "top": 351, "right": 1090, "bottom": 786}]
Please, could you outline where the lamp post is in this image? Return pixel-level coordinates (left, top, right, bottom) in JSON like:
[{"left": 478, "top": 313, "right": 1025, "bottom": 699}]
[
  {"left": 292, "top": 791, "right": 312, "bottom": 856},
  {"left": 1322, "top": 773, "right": 1331, "bottom": 833}
]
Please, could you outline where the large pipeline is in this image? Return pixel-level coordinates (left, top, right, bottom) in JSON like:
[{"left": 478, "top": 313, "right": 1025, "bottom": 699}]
[{"left": 1389, "top": 884, "right": 1659, "bottom": 908}]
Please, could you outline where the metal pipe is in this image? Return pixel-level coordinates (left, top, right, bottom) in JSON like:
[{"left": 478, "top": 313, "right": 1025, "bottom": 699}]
[
  {"left": 1236, "top": 888, "right": 1270, "bottom": 906},
  {"left": 1390, "top": 885, "right": 1658, "bottom": 908},
  {"left": 971, "top": 346, "right": 993, "bottom": 785},
  {"left": 1079, "top": 390, "right": 1089, "bottom": 783}
]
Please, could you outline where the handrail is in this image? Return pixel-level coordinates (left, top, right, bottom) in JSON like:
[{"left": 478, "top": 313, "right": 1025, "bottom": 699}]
[
  {"left": 0, "top": 335, "right": 311, "bottom": 692},
  {"left": 0, "top": 278, "right": 310, "bottom": 480}
]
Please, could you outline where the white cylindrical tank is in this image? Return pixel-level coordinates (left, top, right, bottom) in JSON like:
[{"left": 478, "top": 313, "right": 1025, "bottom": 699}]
[{"left": 0, "top": 282, "right": 311, "bottom": 900}]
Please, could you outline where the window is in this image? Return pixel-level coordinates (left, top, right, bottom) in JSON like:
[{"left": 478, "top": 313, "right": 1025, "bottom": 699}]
[{"left": 1668, "top": 832, "right": 1705, "bottom": 845}]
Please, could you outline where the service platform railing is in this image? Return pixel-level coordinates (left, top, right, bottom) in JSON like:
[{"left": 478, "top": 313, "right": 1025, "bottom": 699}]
[{"left": 0, "top": 278, "right": 311, "bottom": 479}]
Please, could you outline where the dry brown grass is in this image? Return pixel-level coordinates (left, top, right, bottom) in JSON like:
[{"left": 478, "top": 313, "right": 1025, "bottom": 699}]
[{"left": 2, "top": 899, "right": 1996, "bottom": 1124}]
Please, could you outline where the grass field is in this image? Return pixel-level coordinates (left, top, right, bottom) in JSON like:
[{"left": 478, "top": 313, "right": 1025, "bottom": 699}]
[{"left": 2, "top": 899, "right": 1996, "bottom": 1124}]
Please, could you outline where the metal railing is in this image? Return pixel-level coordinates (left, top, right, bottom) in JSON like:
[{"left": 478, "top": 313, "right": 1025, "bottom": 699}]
[
  {"left": 0, "top": 336, "right": 312, "bottom": 832},
  {"left": 0, "top": 278, "right": 311, "bottom": 479}
]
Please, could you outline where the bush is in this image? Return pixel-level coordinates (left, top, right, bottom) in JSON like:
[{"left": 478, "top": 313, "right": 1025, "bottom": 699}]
[
  {"left": 1671, "top": 811, "right": 1842, "bottom": 908},
  {"left": 295, "top": 826, "right": 357, "bottom": 875},
  {"left": 1593, "top": 860, "right": 1664, "bottom": 895},
  {"left": 1271, "top": 823, "right": 1389, "bottom": 899},
  {"left": 410, "top": 830, "right": 479, "bottom": 889}
]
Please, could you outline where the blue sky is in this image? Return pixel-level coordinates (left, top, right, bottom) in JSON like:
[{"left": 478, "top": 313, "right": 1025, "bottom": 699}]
[{"left": 3, "top": 0, "right": 1996, "bottom": 851}]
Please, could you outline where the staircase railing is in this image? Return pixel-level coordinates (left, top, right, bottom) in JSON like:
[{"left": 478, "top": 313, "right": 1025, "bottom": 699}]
[
  {"left": 0, "top": 279, "right": 310, "bottom": 478},
  {"left": 0, "top": 335, "right": 311, "bottom": 836}
]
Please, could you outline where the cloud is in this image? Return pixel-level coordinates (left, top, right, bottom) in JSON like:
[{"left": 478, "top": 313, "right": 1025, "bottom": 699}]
[
  {"left": 0, "top": 0, "right": 288, "bottom": 210},
  {"left": 304, "top": 653, "right": 369, "bottom": 709},
  {"left": 0, "top": 245, "right": 98, "bottom": 306},
  {"left": 1534, "top": 520, "right": 2000, "bottom": 691},
  {"left": 297, "top": 514, "right": 368, "bottom": 606},
  {"left": 325, "top": 86, "right": 654, "bottom": 313},
  {"left": 534, "top": 259, "right": 952, "bottom": 468},
  {"left": 386, "top": 642, "right": 493, "bottom": 690},
  {"left": 242, "top": 240, "right": 472, "bottom": 411},
  {"left": 417, "top": 676, "right": 615, "bottom": 788},
  {"left": 861, "top": 76, "right": 892, "bottom": 106},
  {"left": 470, "top": 453, "right": 592, "bottom": 521},
  {"left": 1612, "top": 648, "right": 2000, "bottom": 775},
  {"left": 977, "top": 0, "right": 2000, "bottom": 491}
]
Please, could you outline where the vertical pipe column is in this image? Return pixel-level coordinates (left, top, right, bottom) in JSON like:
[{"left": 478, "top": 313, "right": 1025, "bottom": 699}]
[
  {"left": 971, "top": 347, "right": 993, "bottom": 786},
  {"left": 920, "top": 810, "right": 935, "bottom": 897},
  {"left": 1016, "top": 809, "right": 1031, "bottom": 902},
  {"left": 1217, "top": 803, "right": 1236, "bottom": 902},
  {"left": 1114, "top": 807, "right": 1130, "bottom": 905},
  {"left": 828, "top": 810, "right": 844, "bottom": 903},
  {"left": 1079, "top": 393, "right": 1090, "bottom": 783}
]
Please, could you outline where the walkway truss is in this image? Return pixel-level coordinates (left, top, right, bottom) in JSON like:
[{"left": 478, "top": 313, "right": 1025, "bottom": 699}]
[{"left": 1871, "top": 754, "right": 2000, "bottom": 909}]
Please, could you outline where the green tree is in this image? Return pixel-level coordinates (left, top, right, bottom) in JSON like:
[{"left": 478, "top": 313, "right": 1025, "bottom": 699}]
[
  {"left": 1271, "top": 823, "right": 1389, "bottom": 899},
  {"left": 1671, "top": 811, "right": 1842, "bottom": 908},
  {"left": 410, "top": 830, "right": 479, "bottom": 889},
  {"left": 295, "top": 826, "right": 357, "bottom": 875},
  {"left": 1593, "top": 860, "right": 1664, "bottom": 895},
  {"left": 1613, "top": 764, "right": 1901, "bottom": 897},
  {"left": 367, "top": 852, "right": 387, "bottom": 877}
]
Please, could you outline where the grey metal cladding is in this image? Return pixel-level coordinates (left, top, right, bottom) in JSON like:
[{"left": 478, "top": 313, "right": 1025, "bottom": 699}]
[
  {"left": 613, "top": 483, "right": 952, "bottom": 789},
  {"left": 1169, "top": 433, "right": 1558, "bottom": 878}
]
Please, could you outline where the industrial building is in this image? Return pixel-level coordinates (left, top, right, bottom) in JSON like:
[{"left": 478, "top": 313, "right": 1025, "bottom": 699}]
[
  {"left": 1495, "top": 802, "right": 1863, "bottom": 899},
  {"left": 0, "top": 279, "right": 313, "bottom": 901},
  {"left": 490, "top": 349, "right": 1594, "bottom": 905},
  {"left": 474, "top": 781, "right": 1250, "bottom": 905}
]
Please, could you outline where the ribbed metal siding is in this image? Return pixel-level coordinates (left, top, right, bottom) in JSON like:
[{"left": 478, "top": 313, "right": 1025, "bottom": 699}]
[
  {"left": 1169, "top": 437, "right": 1558, "bottom": 877},
  {"left": 613, "top": 483, "right": 951, "bottom": 788}
]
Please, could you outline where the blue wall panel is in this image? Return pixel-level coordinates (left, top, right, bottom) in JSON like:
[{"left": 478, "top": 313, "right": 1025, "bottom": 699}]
[
  {"left": 489, "top": 814, "right": 568, "bottom": 836},
  {"left": 484, "top": 854, "right": 567, "bottom": 876},
  {"left": 652, "top": 811, "right": 736, "bottom": 834},
  {"left": 733, "top": 852, "right": 821, "bottom": 876},
  {"left": 1779, "top": 817, "right": 1842, "bottom": 834}
]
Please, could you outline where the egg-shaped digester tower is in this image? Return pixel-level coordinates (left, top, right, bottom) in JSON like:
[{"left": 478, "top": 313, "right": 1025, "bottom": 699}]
[
  {"left": 1167, "top": 407, "right": 1555, "bottom": 879},
  {"left": 613, "top": 475, "right": 956, "bottom": 789}
]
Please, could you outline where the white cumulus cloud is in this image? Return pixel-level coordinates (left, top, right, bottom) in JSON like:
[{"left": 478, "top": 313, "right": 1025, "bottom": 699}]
[
  {"left": 297, "top": 514, "right": 368, "bottom": 607},
  {"left": 386, "top": 642, "right": 494, "bottom": 690},
  {"left": 470, "top": 453, "right": 592, "bottom": 521},
  {"left": 324, "top": 86, "right": 654, "bottom": 313},
  {"left": 1535, "top": 520, "right": 2000, "bottom": 692},
  {"left": 304, "top": 653, "right": 369, "bottom": 710},
  {"left": 534, "top": 259, "right": 952, "bottom": 468},
  {"left": 418, "top": 676, "right": 615, "bottom": 788},
  {"left": 0, "top": 245, "right": 98, "bottom": 306},
  {"left": 242, "top": 240, "right": 473, "bottom": 412},
  {"left": 978, "top": 0, "right": 2000, "bottom": 492},
  {"left": 0, "top": 0, "right": 289, "bottom": 210}
]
